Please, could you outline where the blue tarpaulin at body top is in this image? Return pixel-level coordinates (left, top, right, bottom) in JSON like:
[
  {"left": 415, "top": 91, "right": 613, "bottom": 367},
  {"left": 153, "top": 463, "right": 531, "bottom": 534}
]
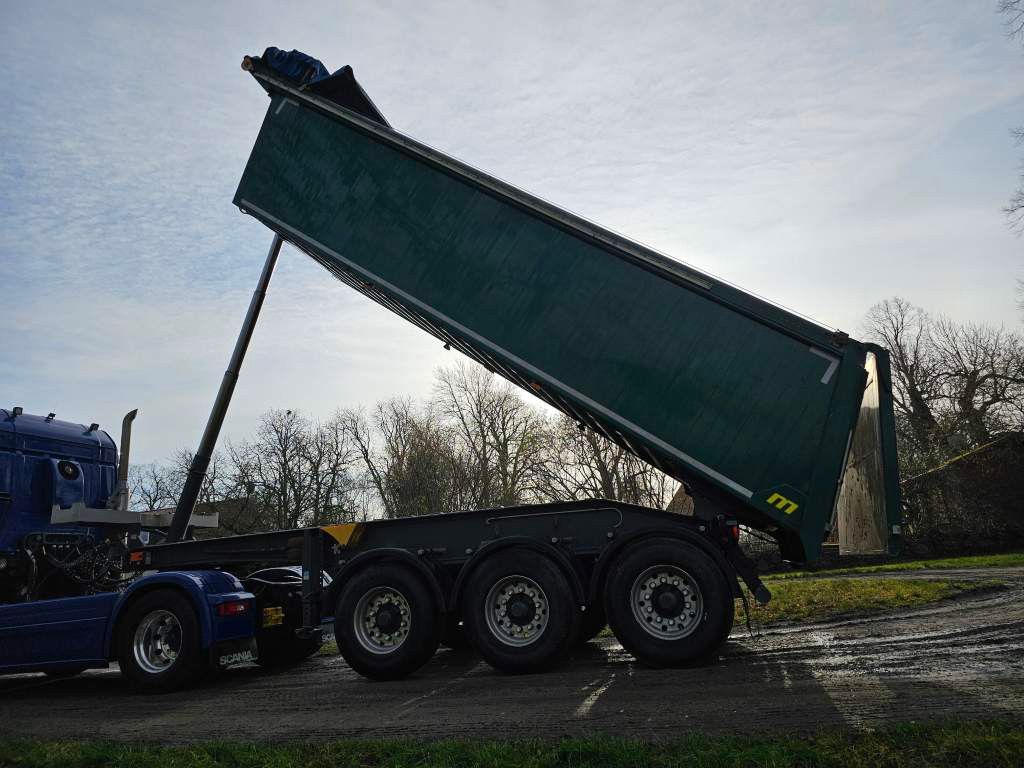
[
  {"left": 260, "top": 47, "right": 332, "bottom": 85},
  {"left": 251, "top": 46, "right": 391, "bottom": 128}
]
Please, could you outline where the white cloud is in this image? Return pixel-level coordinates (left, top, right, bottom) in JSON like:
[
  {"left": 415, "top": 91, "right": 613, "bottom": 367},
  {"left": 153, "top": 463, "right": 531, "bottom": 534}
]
[{"left": 2, "top": 0, "right": 1022, "bottom": 461}]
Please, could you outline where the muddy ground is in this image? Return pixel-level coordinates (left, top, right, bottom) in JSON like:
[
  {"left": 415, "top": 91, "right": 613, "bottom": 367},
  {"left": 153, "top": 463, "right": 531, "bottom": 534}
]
[{"left": 2, "top": 567, "right": 1022, "bottom": 743}]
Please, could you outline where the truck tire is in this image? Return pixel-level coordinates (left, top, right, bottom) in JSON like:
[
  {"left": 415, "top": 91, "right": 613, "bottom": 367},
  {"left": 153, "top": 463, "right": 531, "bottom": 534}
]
[
  {"left": 254, "top": 631, "right": 322, "bottom": 668},
  {"left": 334, "top": 562, "right": 441, "bottom": 680},
  {"left": 116, "top": 589, "right": 207, "bottom": 693},
  {"left": 604, "top": 538, "right": 733, "bottom": 667},
  {"left": 462, "top": 549, "right": 578, "bottom": 674}
]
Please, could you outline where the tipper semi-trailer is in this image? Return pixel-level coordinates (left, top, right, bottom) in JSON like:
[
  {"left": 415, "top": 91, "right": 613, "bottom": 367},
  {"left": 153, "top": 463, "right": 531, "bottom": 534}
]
[{"left": 0, "top": 48, "right": 902, "bottom": 692}]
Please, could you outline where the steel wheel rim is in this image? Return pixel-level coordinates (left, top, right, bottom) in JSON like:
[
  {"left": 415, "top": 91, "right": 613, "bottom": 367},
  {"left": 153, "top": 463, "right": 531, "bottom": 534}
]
[
  {"left": 484, "top": 574, "right": 549, "bottom": 647},
  {"left": 629, "top": 565, "right": 703, "bottom": 640},
  {"left": 132, "top": 609, "right": 182, "bottom": 674},
  {"left": 354, "top": 586, "right": 412, "bottom": 655}
]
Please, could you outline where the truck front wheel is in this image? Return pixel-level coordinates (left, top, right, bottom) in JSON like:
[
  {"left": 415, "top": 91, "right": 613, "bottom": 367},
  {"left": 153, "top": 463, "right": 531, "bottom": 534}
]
[
  {"left": 605, "top": 538, "right": 733, "bottom": 667},
  {"left": 116, "top": 589, "right": 207, "bottom": 693}
]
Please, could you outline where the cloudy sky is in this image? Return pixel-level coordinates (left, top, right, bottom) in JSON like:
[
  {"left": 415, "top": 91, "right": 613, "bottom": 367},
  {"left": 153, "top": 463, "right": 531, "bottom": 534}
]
[{"left": 2, "top": 1, "right": 1022, "bottom": 464}]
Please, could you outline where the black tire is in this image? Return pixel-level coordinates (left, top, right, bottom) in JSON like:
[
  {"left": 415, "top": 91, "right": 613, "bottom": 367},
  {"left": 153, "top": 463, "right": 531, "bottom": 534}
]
[
  {"left": 573, "top": 604, "right": 607, "bottom": 647},
  {"left": 254, "top": 631, "right": 323, "bottom": 668},
  {"left": 334, "top": 563, "right": 441, "bottom": 681},
  {"left": 604, "top": 538, "right": 734, "bottom": 667},
  {"left": 116, "top": 588, "right": 207, "bottom": 693},
  {"left": 462, "top": 549, "right": 578, "bottom": 674}
]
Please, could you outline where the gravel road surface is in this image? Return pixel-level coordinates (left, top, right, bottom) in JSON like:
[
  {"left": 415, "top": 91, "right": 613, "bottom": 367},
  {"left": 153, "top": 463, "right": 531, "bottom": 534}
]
[{"left": 2, "top": 567, "right": 1022, "bottom": 743}]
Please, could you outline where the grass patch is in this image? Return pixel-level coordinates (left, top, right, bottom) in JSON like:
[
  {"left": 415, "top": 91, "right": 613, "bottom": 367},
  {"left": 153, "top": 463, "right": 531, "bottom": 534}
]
[
  {"left": 772, "top": 551, "right": 1024, "bottom": 580},
  {"left": 1, "top": 721, "right": 1021, "bottom": 767},
  {"left": 745, "top": 577, "right": 999, "bottom": 626},
  {"left": 316, "top": 639, "right": 339, "bottom": 656}
]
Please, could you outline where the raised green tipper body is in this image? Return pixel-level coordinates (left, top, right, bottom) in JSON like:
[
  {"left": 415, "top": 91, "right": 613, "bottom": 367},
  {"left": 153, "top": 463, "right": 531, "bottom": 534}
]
[{"left": 233, "top": 64, "right": 901, "bottom": 561}]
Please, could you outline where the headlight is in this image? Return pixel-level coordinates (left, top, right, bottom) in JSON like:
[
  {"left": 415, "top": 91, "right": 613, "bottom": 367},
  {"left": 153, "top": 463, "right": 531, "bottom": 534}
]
[{"left": 57, "top": 461, "right": 80, "bottom": 481}]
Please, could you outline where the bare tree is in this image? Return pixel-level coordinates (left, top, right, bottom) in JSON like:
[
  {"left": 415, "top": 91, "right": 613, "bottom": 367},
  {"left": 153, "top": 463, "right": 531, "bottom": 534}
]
[
  {"left": 932, "top": 318, "right": 1024, "bottom": 444},
  {"left": 128, "top": 463, "right": 176, "bottom": 512},
  {"left": 1003, "top": 0, "right": 1024, "bottom": 37},
  {"left": 163, "top": 449, "right": 237, "bottom": 512},
  {"left": 999, "top": 1, "right": 1024, "bottom": 317},
  {"left": 227, "top": 409, "right": 365, "bottom": 530},
  {"left": 864, "top": 297, "right": 1024, "bottom": 473},
  {"left": 301, "top": 412, "right": 363, "bottom": 526},
  {"left": 863, "top": 298, "right": 943, "bottom": 452},
  {"left": 433, "top": 363, "right": 546, "bottom": 508},
  {"left": 341, "top": 399, "right": 471, "bottom": 518},
  {"left": 1002, "top": 1, "right": 1024, "bottom": 232},
  {"left": 534, "top": 415, "right": 677, "bottom": 508}
]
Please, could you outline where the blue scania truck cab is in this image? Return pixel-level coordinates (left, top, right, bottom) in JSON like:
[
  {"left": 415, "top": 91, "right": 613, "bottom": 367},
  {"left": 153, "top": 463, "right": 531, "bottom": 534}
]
[
  {"left": 0, "top": 407, "right": 317, "bottom": 692},
  {"left": 0, "top": 408, "right": 119, "bottom": 603}
]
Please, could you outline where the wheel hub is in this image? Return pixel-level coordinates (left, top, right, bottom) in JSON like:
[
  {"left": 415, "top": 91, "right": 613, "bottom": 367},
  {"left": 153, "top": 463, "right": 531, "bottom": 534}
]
[
  {"left": 374, "top": 603, "right": 401, "bottom": 634},
  {"left": 354, "top": 586, "right": 412, "bottom": 655},
  {"left": 133, "top": 609, "right": 183, "bottom": 674},
  {"left": 652, "top": 584, "right": 683, "bottom": 617},
  {"left": 629, "top": 565, "right": 704, "bottom": 640},
  {"left": 506, "top": 594, "right": 536, "bottom": 626},
  {"left": 484, "top": 575, "right": 549, "bottom": 647}
]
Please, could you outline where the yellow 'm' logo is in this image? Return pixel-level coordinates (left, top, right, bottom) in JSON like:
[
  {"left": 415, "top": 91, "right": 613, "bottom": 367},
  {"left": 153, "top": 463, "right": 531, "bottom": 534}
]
[{"left": 766, "top": 492, "right": 799, "bottom": 515}]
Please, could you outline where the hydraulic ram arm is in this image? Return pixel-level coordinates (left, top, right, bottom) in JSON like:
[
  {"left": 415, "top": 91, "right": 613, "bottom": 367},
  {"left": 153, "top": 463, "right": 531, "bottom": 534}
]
[{"left": 167, "top": 234, "right": 284, "bottom": 542}]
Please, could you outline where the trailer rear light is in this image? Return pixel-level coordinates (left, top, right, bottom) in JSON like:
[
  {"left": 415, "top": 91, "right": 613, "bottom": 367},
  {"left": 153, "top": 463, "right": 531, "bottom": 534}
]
[
  {"left": 729, "top": 524, "right": 740, "bottom": 542},
  {"left": 216, "top": 600, "right": 250, "bottom": 617},
  {"left": 128, "top": 551, "right": 145, "bottom": 563}
]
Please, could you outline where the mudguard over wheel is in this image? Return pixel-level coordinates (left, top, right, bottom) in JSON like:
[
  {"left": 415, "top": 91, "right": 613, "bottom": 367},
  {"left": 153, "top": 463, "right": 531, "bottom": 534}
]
[
  {"left": 335, "top": 562, "right": 441, "bottom": 680},
  {"left": 604, "top": 538, "right": 734, "bottom": 667},
  {"left": 116, "top": 588, "right": 207, "bottom": 693},
  {"left": 463, "top": 548, "right": 578, "bottom": 674}
]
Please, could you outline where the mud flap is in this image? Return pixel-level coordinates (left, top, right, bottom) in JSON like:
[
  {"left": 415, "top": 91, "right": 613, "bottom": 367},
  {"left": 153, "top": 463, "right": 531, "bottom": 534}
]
[{"left": 212, "top": 637, "right": 258, "bottom": 668}]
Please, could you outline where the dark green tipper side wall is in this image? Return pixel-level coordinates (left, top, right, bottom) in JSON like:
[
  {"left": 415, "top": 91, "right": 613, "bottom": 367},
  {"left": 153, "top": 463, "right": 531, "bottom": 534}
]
[{"left": 234, "top": 83, "right": 877, "bottom": 561}]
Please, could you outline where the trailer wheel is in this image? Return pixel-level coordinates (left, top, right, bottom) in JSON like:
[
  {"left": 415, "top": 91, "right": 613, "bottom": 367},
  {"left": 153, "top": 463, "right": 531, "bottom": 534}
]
[
  {"left": 463, "top": 549, "right": 578, "bottom": 674},
  {"left": 334, "top": 563, "right": 441, "bottom": 680},
  {"left": 604, "top": 538, "right": 733, "bottom": 667},
  {"left": 116, "top": 589, "right": 207, "bottom": 693}
]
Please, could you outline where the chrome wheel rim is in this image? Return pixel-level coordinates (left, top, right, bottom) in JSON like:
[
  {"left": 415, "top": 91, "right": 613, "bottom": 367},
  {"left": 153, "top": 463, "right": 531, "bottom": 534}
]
[
  {"left": 630, "top": 565, "right": 704, "bottom": 640},
  {"left": 354, "top": 586, "right": 412, "bottom": 654},
  {"left": 132, "top": 609, "right": 182, "bottom": 674},
  {"left": 484, "top": 575, "right": 549, "bottom": 647}
]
